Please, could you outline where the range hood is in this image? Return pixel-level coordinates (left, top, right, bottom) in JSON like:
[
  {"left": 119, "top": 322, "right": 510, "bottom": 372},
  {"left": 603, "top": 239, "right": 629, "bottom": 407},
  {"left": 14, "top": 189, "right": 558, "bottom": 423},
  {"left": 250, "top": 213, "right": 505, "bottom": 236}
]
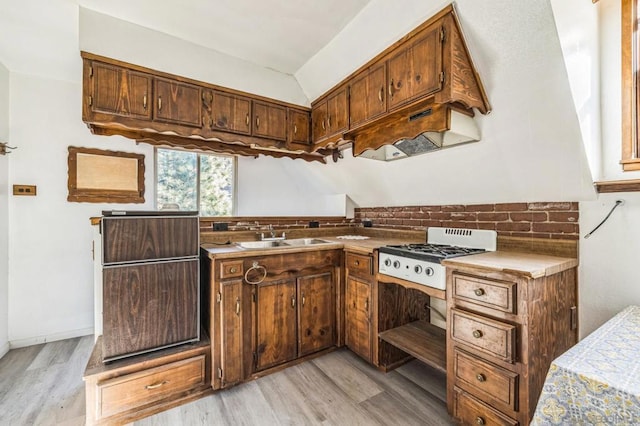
[{"left": 352, "top": 105, "right": 481, "bottom": 161}]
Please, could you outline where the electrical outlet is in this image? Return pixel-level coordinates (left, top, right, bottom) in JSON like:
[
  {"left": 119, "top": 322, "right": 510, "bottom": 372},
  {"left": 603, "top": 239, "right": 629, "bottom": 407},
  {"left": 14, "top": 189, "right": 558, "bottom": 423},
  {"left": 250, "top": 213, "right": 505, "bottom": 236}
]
[{"left": 13, "top": 185, "right": 37, "bottom": 196}]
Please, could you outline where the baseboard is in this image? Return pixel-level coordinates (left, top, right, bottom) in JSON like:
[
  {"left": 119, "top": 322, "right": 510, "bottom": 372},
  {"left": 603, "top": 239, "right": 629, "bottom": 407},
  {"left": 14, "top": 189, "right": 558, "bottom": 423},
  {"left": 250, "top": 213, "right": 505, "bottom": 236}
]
[
  {"left": 9, "top": 327, "right": 94, "bottom": 349},
  {"left": 0, "top": 341, "right": 9, "bottom": 359}
]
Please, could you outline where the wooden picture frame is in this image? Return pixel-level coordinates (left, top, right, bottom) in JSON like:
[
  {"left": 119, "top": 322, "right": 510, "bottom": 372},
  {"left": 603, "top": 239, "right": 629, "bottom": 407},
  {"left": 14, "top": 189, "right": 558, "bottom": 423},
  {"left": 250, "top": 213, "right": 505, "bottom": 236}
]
[{"left": 67, "top": 146, "right": 145, "bottom": 203}]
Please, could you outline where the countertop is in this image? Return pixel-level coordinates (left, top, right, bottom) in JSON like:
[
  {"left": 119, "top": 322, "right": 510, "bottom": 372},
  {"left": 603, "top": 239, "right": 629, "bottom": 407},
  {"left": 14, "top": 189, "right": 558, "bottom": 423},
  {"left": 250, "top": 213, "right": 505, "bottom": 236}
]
[
  {"left": 201, "top": 233, "right": 425, "bottom": 259},
  {"left": 441, "top": 251, "right": 578, "bottom": 278}
]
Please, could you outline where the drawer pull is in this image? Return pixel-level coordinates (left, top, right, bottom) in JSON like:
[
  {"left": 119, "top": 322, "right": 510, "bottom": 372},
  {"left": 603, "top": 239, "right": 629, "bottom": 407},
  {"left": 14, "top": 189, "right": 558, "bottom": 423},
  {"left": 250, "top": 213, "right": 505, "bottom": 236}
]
[
  {"left": 145, "top": 380, "right": 168, "bottom": 390},
  {"left": 235, "top": 297, "right": 240, "bottom": 316},
  {"left": 354, "top": 260, "right": 360, "bottom": 266},
  {"left": 230, "top": 267, "right": 237, "bottom": 273},
  {"left": 472, "top": 330, "right": 483, "bottom": 339},
  {"left": 474, "top": 288, "right": 485, "bottom": 296},
  {"left": 476, "top": 416, "right": 485, "bottom": 425},
  {"left": 476, "top": 373, "right": 486, "bottom": 382}
]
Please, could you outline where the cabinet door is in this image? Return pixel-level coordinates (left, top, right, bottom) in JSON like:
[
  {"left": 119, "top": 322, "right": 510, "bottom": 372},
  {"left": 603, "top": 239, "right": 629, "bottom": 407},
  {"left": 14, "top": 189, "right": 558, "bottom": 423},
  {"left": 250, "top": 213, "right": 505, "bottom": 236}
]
[
  {"left": 387, "top": 25, "right": 443, "bottom": 111},
  {"left": 298, "top": 272, "right": 335, "bottom": 356},
  {"left": 253, "top": 101, "right": 287, "bottom": 141},
  {"left": 212, "top": 91, "right": 252, "bottom": 135},
  {"left": 90, "top": 62, "right": 151, "bottom": 119},
  {"left": 311, "top": 101, "right": 328, "bottom": 142},
  {"left": 349, "top": 64, "right": 387, "bottom": 129},
  {"left": 255, "top": 279, "right": 297, "bottom": 370},
  {"left": 288, "top": 109, "right": 311, "bottom": 145},
  {"left": 153, "top": 77, "right": 202, "bottom": 127},
  {"left": 220, "top": 279, "right": 243, "bottom": 387},
  {"left": 345, "top": 277, "right": 372, "bottom": 362},
  {"left": 326, "top": 88, "right": 349, "bottom": 136}
]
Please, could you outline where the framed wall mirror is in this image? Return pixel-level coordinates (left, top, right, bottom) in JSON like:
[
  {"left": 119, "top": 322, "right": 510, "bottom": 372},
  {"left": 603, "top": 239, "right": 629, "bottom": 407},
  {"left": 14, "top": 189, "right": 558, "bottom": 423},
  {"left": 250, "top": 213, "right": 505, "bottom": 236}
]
[{"left": 67, "top": 146, "right": 145, "bottom": 203}]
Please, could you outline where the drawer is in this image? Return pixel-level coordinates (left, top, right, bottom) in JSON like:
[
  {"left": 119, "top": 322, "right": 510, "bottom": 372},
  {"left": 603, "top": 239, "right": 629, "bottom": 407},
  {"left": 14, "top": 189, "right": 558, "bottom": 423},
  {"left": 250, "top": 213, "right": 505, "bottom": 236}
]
[
  {"left": 451, "top": 308, "right": 516, "bottom": 363},
  {"left": 345, "top": 252, "right": 372, "bottom": 278},
  {"left": 454, "top": 348, "right": 518, "bottom": 411},
  {"left": 98, "top": 355, "right": 206, "bottom": 418},
  {"left": 454, "top": 387, "right": 518, "bottom": 426},
  {"left": 220, "top": 260, "right": 243, "bottom": 279},
  {"left": 453, "top": 273, "right": 516, "bottom": 314}
]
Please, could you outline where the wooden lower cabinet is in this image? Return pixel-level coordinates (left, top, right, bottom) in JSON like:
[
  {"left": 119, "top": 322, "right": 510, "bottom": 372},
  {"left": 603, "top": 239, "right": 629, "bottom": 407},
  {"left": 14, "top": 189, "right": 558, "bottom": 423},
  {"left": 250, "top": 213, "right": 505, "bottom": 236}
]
[
  {"left": 345, "top": 276, "right": 372, "bottom": 362},
  {"left": 445, "top": 265, "right": 578, "bottom": 426},
  {"left": 83, "top": 336, "right": 211, "bottom": 425}
]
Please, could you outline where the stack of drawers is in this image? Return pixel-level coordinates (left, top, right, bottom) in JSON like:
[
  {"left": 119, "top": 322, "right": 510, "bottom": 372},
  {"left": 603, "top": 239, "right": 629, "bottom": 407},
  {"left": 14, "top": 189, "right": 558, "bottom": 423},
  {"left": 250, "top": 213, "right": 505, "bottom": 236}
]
[{"left": 445, "top": 264, "right": 577, "bottom": 426}]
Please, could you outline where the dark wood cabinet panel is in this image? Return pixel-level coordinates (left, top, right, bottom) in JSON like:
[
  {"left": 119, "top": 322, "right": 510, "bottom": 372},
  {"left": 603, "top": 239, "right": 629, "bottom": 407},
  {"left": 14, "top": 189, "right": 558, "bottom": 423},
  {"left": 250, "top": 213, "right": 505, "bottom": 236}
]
[
  {"left": 102, "top": 216, "right": 199, "bottom": 264},
  {"left": 220, "top": 279, "right": 243, "bottom": 387},
  {"left": 387, "top": 25, "right": 443, "bottom": 111},
  {"left": 253, "top": 101, "right": 287, "bottom": 141},
  {"left": 255, "top": 279, "right": 298, "bottom": 370},
  {"left": 153, "top": 77, "right": 202, "bottom": 127},
  {"left": 345, "top": 276, "right": 371, "bottom": 362},
  {"left": 298, "top": 272, "right": 335, "bottom": 356},
  {"left": 349, "top": 63, "right": 387, "bottom": 129},
  {"left": 311, "top": 102, "right": 328, "bottom": 142},
  {"left": 102, "top": 259, "right": 199, "bottom": 361},
  {"left": 89, "top": 62, "right": 152, "bottom": 119},
  {"left": 211, "top": 91, "right": 252, "bottom": 135},
  {"left": 326, "top": 88, "right": 349, "bottom": 136},
  {"left": 288, "top": 109, "right": 311, "bottom": 146}
]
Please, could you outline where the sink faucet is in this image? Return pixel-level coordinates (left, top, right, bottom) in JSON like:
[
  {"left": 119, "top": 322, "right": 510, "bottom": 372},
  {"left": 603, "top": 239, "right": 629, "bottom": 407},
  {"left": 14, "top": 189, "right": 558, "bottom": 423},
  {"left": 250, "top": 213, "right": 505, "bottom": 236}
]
[{"left": 259, "top": 226, "right": 286, "bottom": 241}]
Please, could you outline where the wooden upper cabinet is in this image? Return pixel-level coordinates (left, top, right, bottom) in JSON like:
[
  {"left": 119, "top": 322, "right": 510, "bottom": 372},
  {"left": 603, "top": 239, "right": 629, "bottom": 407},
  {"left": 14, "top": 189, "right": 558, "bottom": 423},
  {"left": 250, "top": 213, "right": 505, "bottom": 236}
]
[
  {"left": 253, "top": 101, "right": 287, "bottom": 141},
  {"left": 387, "top": 24, "right": 443, "bottom": 111},
  {"left": 89, "top": 62, "right": 152, "bottom": 120},
  {"left": 153, "top": 77, "right": 202, "bottom": 127},
  {"left": 288, "top": 109, "right": 311, "bottom": 146},
  {"left": 349, "top": 63, "right": 387, "bottom": 129},
  {"left": 211, "top": 91, "right": 252, "bottom": 135},
  {"left": 311, "top": 87, "right": 348, "bottom": 144}
]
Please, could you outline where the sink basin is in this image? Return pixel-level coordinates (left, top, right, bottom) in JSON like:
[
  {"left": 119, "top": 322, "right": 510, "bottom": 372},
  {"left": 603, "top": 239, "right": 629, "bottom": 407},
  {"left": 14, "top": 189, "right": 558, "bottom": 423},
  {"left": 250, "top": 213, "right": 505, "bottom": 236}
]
[
  {"left": 237, "top": 240, "right": 289, "bottom": 249},
  {"left": 281, "top": 238, "right": 331, "bottom": 246}
]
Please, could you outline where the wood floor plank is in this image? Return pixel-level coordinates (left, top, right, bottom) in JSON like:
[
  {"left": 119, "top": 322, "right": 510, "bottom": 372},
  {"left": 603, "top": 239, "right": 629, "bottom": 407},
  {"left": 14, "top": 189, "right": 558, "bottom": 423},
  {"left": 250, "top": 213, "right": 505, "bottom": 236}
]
[
  {"left": 311, "top": 350, "right": 384, "bottom": 403},
  {"left": 395, "top": 359, "right": 448, "bottom": 403},
  {"left": 219, "top": 380, "right": 282, "bottom": 425},
  {"left": 360, "top": 391, "right": 435, "bottom": 426},
  {"left": 27, "top": 338, "right": 82, "bottom": 371}
]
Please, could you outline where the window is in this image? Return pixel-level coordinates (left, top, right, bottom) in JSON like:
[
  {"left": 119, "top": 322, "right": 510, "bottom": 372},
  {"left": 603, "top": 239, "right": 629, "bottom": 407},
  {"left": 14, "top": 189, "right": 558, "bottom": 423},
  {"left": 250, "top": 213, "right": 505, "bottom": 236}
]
[
  {"left": 622, "top": 0, "right": 640, "bottom": 171},
  {"left": 155, "top": 148, "right": 235, "bottom": 216}
]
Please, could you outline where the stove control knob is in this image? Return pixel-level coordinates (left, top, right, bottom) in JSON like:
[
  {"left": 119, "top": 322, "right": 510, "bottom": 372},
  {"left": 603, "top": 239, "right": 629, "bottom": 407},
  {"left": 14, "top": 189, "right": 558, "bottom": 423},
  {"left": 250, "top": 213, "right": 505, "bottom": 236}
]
[
  {"left": 425, "top": 267, "right": 434, "bottom": 276},
  {"left": 414, "top": 265, "right": 423, "bottom": 274},
  {"left": 383, "top": 258, "right": 392, "bottom": 267},
  {"left": 393, "top": 260, "right": 401, "bottom": 269}
]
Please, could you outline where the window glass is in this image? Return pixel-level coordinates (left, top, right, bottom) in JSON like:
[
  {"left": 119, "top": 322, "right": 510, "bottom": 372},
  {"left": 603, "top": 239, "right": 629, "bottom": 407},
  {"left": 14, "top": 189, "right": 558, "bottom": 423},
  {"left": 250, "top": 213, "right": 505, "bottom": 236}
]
[{"left": 156, "top": 148, "right": 234, "bottom": 216}]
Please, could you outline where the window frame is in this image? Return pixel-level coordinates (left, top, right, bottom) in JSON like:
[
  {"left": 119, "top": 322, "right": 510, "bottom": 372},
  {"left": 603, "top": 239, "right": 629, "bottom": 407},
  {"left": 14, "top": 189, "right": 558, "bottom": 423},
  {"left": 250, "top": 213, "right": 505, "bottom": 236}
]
[
  {"left": 154, "top": 147, "right": 237, "bottom": 216},
  {"left": 622, "top": 0, "right": 640, "bottom": 171}
]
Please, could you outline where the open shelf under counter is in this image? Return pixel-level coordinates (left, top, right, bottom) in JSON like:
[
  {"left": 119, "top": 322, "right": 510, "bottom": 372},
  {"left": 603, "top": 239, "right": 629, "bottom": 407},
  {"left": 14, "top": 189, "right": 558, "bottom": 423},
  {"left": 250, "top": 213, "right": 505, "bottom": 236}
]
[{"left": 378, "top": 320, "right": 446, "bottom": 373}]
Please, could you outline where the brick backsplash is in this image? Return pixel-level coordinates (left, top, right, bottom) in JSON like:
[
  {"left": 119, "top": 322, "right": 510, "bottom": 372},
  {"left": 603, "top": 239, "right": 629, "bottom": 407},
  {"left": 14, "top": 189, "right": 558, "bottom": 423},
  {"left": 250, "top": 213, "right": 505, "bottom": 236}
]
[
  {"left": 355, "top": 202, "right": 579, "bottom": 240},
  {"left": 199, "top": 216, "right": 354, "bottom": 231}
]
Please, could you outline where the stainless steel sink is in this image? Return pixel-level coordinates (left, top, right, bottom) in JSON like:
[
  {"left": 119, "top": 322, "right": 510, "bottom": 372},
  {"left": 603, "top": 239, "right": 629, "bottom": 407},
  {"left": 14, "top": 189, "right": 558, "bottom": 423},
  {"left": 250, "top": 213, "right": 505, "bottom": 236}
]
[
  {"left": 237, "top": 240, "right": 289, "bottom": 249},
  {"left": 280, "top": 238, "right": 331, "bottom": 246}
]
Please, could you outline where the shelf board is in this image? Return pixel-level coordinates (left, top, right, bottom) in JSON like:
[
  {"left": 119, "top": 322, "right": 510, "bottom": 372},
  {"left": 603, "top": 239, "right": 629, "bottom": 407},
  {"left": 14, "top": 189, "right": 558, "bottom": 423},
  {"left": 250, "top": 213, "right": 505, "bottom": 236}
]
[{"left": 378, "top": 320, "right": 446, "bottom": 373}]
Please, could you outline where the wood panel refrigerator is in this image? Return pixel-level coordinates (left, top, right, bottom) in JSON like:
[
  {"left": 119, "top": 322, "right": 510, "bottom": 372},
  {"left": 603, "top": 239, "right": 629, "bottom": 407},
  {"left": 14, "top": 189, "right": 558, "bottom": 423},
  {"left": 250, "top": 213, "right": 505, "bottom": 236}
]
[{"left": 100, "top": 211, "right": 200, "bottom": 362}]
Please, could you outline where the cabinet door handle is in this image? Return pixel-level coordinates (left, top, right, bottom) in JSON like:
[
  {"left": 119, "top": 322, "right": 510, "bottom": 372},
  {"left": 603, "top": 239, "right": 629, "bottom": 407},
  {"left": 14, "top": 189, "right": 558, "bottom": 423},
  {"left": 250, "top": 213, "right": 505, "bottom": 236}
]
[
  {"left": 474, "top": 288, "right": 485, "bottom": 296},
  {"left": 364, "top": 299, "right": 369, "bottom": 312},
  {"left": 378, "top": 87, "right": 384, "bottom": 102},
  {"left": 388, "top": 80, "right": 394, "bottom": 97},
  {"left": 235, "top": 297, "right": 240, "bottom": 316},
  {"left": 294, "top": 124, "right": 297, "bottom": 134},
  {"left": 143, "top": 94, "right": 147, "bottom": 109},
  {"left": 475, "top": 417, "right": 485, "bottom": 426},
  {"left": 321, "top": 120, "right": 326, "bottom": 130},
  {"left": 291, "top": 296, "right": 296, "bottom": 308},
  {"left": 472, "top": 330, "right": 483, "bottom": 339},
  {"left": 145, "top": 380, "right": 168, "bottom": 390},
  {"left": 246, "top": 113, "right": 250, "bottom": 126},
  {"left": 327, "top": 116, "right": 331, "bottom": 129},
  {"left": 301, "top": 293, "right": 306, "bottom": 307},
  {"left": 476, "top": 373, "right": 486, "bottom": 382},
  {"left": 158, "top": 96, "right": 162, "bottom": 111},
  {"left": 256, "top": 116, "right": 260, "bottom": 128}
]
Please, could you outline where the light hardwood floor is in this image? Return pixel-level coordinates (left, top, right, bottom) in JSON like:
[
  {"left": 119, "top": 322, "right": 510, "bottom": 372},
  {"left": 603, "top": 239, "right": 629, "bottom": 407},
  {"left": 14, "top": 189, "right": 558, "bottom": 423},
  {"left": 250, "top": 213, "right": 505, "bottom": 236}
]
[{"left": 0, "top": 336, "right": 454, "bottom": 425}]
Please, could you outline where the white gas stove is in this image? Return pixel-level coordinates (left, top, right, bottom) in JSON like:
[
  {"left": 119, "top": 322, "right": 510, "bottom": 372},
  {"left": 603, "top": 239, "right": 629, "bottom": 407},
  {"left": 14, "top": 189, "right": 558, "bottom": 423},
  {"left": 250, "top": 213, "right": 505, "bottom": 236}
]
[{"left": 378, "top": 227, "right": 497, "bottom": 290}]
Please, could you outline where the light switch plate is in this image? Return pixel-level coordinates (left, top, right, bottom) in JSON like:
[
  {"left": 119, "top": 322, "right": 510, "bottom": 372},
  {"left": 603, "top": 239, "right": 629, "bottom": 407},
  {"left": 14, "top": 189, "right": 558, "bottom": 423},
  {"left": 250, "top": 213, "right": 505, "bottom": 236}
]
[{"left": 13, "top": 185, "right": 37, "bottom": 196}]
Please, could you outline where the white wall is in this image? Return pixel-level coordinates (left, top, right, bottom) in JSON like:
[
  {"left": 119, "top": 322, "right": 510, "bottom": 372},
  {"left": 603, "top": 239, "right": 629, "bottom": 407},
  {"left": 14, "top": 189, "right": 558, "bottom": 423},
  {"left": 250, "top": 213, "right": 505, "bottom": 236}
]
[
  {"left": 79, "top": 8, "right": 309, "bottom": 106},
  {"left": 0, "top": 62, "right": 9, "bottom": 357},
  {"left": 7, "top": 73, "right": 154, "bottom": 346}
]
